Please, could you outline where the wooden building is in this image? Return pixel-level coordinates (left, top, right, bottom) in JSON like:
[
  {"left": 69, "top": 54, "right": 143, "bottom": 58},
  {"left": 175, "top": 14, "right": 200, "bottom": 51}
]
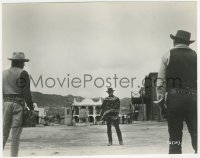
[{"left": 131, "top": 72, "right": 163, "bottom": 121}]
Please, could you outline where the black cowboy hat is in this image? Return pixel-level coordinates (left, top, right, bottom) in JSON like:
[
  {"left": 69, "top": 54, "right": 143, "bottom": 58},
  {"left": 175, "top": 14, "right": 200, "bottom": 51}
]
[
  {"left": 170, "top": 30, "right": 195, "bottom": 44},
  {"left": 106, "top": 88, "right": 115, "bottom": 92}
]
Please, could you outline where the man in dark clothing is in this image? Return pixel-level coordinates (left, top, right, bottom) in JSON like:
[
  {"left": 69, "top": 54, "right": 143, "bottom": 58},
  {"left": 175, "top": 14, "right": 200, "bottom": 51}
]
[
  {"left": 100, "top": 88, "right": 123, "bottom": 146},
  {"left": 156, "top": 30, "right": 197, "bottom": 154},
  {"left": 3, "top": 52, "right": 35, "bottom": 157}
]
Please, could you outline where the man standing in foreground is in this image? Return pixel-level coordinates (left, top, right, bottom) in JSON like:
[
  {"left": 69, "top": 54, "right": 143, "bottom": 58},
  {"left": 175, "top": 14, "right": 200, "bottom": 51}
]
[
  {"left": 156, "top": 30, "right": 197, "bottom": 154},
  {"left": 100, "top": 88, "right": 123, "bottom": 146},
  {"left": 3, "top": 52, "right": 35, "bottom": 157}
]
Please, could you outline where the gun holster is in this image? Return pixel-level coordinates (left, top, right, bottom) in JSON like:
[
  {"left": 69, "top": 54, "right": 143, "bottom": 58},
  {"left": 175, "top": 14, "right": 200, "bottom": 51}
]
[
  {"left": 22, "top": 107, "right": 31, "bottom": 127},
  {"left": 158, "top": 99, "right": 167, "bottom": 119}
]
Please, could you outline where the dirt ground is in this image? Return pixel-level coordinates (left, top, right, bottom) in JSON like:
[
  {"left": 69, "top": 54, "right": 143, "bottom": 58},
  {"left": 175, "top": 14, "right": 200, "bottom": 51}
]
[{"left": 3, "top": 121, "right": 195, "bottom": 156}]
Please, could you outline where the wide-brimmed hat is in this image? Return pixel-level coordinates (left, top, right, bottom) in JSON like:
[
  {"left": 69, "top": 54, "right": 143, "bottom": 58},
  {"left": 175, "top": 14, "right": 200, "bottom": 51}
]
[
  {"left": 106, "top": 88, "right": 115, "bottom": 93},
  {"left": 170, "top": 30, "right": 195, "bottom": 44},
  {"left": 8, "top": 52, "right": 29, "bottom": 62}
]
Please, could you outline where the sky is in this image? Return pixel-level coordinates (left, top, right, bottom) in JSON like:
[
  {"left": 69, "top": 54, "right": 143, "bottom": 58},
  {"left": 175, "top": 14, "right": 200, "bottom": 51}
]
[{"left": 2, "top": 2, "right": 197, "bottom": 98}]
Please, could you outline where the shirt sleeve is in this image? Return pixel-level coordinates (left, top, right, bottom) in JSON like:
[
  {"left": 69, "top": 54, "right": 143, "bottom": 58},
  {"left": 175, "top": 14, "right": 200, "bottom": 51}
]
[
  {"left": 20, "top": 70, "right": 34, "bottom": 110},
  {"left": 156, "top": 51, "right": 170, "bottom": 97}
]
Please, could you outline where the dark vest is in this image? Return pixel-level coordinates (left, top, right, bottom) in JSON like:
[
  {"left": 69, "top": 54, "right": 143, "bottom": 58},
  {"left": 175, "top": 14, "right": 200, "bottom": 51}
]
[
  {"left": 3, "top": 67, "right": 24, "bottom": 95},
  {"left": 166, "top": 48, "right": 197, "bottom": 89}
]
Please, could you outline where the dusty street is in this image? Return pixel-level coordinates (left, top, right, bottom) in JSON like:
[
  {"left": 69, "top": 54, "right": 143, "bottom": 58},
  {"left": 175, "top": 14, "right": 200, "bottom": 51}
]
[{"left": 3, "top": 121, "right": 194, "bottom": 156}]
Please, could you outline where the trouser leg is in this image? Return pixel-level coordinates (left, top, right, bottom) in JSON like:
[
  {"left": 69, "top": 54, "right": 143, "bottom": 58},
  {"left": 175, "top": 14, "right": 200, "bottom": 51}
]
[
  {"left": 185, "top": 95, "right": 197, "bottom": 153},
  {"left": 107, "top": 119, "right": 112, "bottom": 142},
  {"left": 167, "top": 112, "right": 184, "bottom": 154},
  {"left": 3, "top": 102, "right": 12, "bottom": 149},
  {"left": 186, "top": 118, "right": 197, "bottom": 153},
  {"left": 3, "top": 126, "right": 11, "bottom": 149},
  {"left": 113, "top": 119, "right": 123, "bottom": 142},
  {"left": 11, "top": 127, "right": 23, "bottom": 157},
  {"left": 11, "top": 102, "right": 24, "bottom": 157},
  {"left": 166, "top": 94, "right": 185, "bottom": 154}
]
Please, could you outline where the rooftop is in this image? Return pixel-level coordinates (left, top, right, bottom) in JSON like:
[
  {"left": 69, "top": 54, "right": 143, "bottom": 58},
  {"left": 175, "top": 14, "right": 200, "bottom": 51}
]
[{"left": 73, "top": 97, "right": 102, "bottom": 106}]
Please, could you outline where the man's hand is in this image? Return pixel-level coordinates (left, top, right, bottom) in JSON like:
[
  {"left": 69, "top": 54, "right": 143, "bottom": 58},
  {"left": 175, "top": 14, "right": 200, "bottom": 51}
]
[
  {"left": 156, "top": 85, "right": 165, "bottom": 101},
  {"left": 157, "top": 94, "right": 165, "bottom": 101},
  {"left": 154, "top": 96, "right": 167, "bottom": 119}
]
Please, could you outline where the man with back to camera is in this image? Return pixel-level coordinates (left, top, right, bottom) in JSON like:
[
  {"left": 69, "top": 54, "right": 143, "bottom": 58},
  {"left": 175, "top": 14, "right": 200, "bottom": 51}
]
[
  {"left": 100, "top": 88, "right": 123, "bottom": 146},
  {"left": 156, "top": 30, "right": 197, "bottom": 154},
  {"left": 3, "top": 52, "right": 35, "bottom": 156}
]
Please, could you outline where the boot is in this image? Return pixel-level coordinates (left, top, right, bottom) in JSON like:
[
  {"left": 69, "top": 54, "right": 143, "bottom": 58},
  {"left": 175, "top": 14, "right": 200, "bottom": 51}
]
[
  {"left": 108, "top": 141, "right": 112, "bottom": 146},
  {"left": 119, "top": 140, "right": 124, "bottom": 145}
]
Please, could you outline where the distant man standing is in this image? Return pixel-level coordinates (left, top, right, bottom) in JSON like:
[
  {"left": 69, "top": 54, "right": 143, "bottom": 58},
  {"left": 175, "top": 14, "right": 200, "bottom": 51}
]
[
  {"left": 3, "top": 52, "right": 35, "bottom": 156},
  {"left": 100, "top": 88, "right": 123, "bottom": 146},
  {"left": 156, "top": 30, "right": 197, "bottom": 154}
]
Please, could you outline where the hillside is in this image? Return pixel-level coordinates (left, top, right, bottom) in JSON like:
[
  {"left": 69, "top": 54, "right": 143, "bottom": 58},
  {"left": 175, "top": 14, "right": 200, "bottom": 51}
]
[{"left": 31, "top": 91, "right": 132, "bottom": 116}]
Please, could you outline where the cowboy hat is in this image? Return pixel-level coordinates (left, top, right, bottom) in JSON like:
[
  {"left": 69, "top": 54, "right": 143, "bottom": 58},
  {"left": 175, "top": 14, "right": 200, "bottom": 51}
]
[
  {"left": 8, "top": 52, "right": 29, "bottom": 62},
  {"left": 170, "top": 30, "right": 195, "bottom": 44},
  {"left": 106, "top": 88, "right": 115, "bottom": 92}
]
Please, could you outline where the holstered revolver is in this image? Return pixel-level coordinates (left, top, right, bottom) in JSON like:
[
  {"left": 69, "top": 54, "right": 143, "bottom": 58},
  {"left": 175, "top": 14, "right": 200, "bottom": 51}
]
[{"left": 154, "top": 98, "right": 167, "bottom": 119}]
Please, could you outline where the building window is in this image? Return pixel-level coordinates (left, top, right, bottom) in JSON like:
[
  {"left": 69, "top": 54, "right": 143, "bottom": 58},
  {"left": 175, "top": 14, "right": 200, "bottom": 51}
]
[
  {"left": 96, "top": 106, "right": 101, "bottom": 114},
  {"left": 89, "top": 116, "right": 94, "bottom": 123},
  {"left": 74, "top": 116, "right": 79, "bottom": 123},
  {"left": 95, "top": 116, "right": 101, "bottom": 121},
  {"left": 74, "top": 107, "right": 79, "bottom": 115},
  {"left": 88, "top": 107, "right": 93, "bottom": 115}
]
